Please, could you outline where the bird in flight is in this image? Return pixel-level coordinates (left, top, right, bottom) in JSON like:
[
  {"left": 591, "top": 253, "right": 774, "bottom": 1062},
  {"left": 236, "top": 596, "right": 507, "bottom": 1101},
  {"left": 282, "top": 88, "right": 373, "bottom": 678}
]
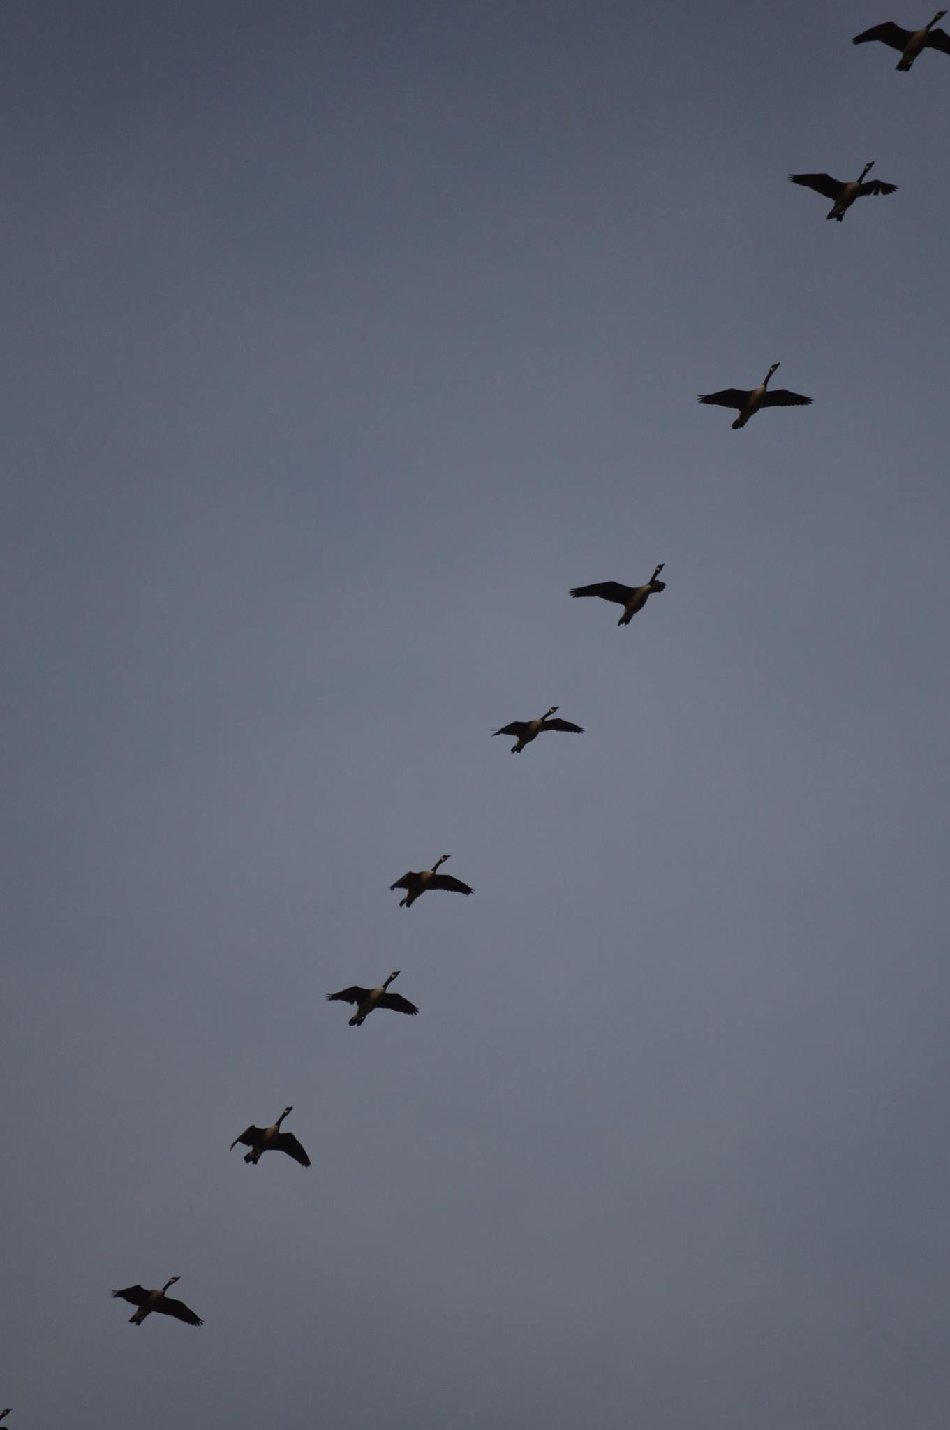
[
  {"left": 492, "top": 705, "right": 584, "bottom": 754},
  {"left": 570, "top": 564, "right": 666, "bottom": 627},
  {"left": 112, "top": 1277, "right": 203, "bottom": 1328},
  {"left": 789, "top": 162, "right": 897, "bottom": 221},
  {"left": 389, "top": 854, "right": 474, "bottom": 908},
  {"left": 230, "top": 1106, "right": 311, "bottom": 1167},
  {"left": 327, "top": 970, "right": 419, "bottom": 1026},
  {"left": 698, "top": 363, "right": 812, "bottom": 430},
  {"left": 852, "top": 10, "right": 950, "bottom": 69}
]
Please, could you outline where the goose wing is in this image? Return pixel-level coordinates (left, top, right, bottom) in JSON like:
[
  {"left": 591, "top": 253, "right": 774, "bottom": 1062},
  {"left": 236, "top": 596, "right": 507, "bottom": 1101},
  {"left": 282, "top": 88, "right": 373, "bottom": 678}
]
[
  {"left": 789, "top": 172, "right": 846, "bottom": 200},
  {"left": 327, "top": 985, "right": 372, "bottom": 1004},
  {"left": 428, "top": 874, "right": 473, "bottom": 895},
  {"left": 542, "top": 718, "right": 584, "bottom": 733},
  {"left": 154, "top": 1295, "right": 203, "bottom": 1327},
  {"left": 492, "top": 720, "right": 531, "bottom": 738},
  {"left": 697, "top": 388, "right": 751, "bottom": 410},
  {"left": 272, "top": 1132, "right": 311, "bottom": 1167},
  {"left": 859, "top": 179, "right": 897, "bottom": 196},
  {"left": 759, "top": 389, "right": 813, "bottom": 408},
  {"left": 230, "top": 1124, "right": 263, "bottom": 1151},
  {"left": 569, "top": 581, "right": 635, "bottom": 606},
  {"left": 378, "top": 992, "right": 419, "bottom": 1015},
  {"left": 852, "top": 21, "right": 912, "bottom": 49},
  {"left": 112, "top": 1285, "right": 151, "bottom": 1307},
  {"left": 925, "top": 26, "right": 950, "bottom": 53},
  {"left": 389, "top": 871, "right": 418, "bottom": 891}
]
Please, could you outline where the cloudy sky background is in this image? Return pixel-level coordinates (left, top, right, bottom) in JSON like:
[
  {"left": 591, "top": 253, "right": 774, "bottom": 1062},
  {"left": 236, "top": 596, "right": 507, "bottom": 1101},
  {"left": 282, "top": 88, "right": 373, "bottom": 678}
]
[{"left": 3, "top": 2, "right": 950, "bottom": 1426}]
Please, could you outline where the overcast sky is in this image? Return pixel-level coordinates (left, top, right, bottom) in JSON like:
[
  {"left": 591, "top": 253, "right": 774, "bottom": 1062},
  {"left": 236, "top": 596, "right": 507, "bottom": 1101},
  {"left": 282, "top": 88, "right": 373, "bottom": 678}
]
[{"left": 3, "top": 2, "right": 950, "bottom": 1427}]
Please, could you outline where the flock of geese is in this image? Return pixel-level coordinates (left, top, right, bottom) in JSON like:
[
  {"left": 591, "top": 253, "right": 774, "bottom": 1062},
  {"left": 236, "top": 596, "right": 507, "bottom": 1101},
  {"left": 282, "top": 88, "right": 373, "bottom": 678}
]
[{"left": 4, "top": 8, "right": 948, "bottom": 1424}]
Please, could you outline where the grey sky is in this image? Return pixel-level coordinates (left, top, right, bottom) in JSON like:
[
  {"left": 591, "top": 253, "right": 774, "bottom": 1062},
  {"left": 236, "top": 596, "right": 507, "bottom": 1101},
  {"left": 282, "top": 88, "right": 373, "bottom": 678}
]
[{"left": 3, "top": 2, "right": 950, "bottom": 1426}]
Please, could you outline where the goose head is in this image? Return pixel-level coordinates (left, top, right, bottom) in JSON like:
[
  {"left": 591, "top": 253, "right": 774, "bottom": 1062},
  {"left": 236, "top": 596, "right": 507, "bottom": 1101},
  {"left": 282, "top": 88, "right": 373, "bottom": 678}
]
[
  {"left": 277, "top": 1106, "right": 293, "bottom": 1126},
  {"left": 162, "top": 1276, "right": 180, "bottom": 1292},
  {"left": 929, "top": 10, "right": 946, "bottom": 26},
  {"left": 764, "top": 362, "right": 780, "bottom": 386},
  {"left": 543, "top": 706, "right": 559, "bottom": 719},
  {"left": 650, "top": 562, "right": 667, "bottom": 591},
  {"left": 434, "top": 854, "right": 451, "bottom": 869},
  {"left": 384, "top": 970, "right": 400, "bottom": 988},
  {"left": 861, "top": 161, "right": 875, "bottom": 179}
]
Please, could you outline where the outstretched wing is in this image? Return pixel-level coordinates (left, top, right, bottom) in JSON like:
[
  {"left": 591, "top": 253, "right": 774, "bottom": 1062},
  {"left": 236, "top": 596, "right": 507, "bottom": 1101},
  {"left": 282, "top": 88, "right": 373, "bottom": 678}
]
[
  {"left": 389, "top": 872, "right": 416, "bottom": 890},
  {"left": 760, "top": 389, "right": 813, "bottom": 408},
  {"left": 155, "top": 1295, "right": 203, "bottom": 1327},
  {"left": 926, "top": 26, "right": 950, "bottom": 54},
  {"left": 697, "top": 388, "right": 751, "bottom": 410},
  {"left": 852, "top": 21, "right": 911, "bottom": 50},
  {"left": 492, "top": 721, "right": 530, "bottom": 738},
  {"left": 429, "top": 874, "right": 474, "bottom": 895},
  {"left": 543, "top": 718, "right": 584, "bottom": 734},
  {"left": 327, "top": 985, "right": 371, "bottom": 1004},
  {"left": 859, "top": 179, "right": 897, "bottom": 196},
  {"left": 569, "top": 582, "right": 635, "bottom": 606},
  {"left": 112, "top": 1285, "right": 150, "bottom": 1307},
  {"left": 378, "top": 992, "right": 419, "bottom": 1016},
  {"left": 789, "top": 172, "right": 845, "bottom": 200},
  {"left": 273, "top": 1132, "right": 311, "bottom": 1167},
  {"left": 229, "top": 1124, "right": 262, "bottom": 1151}
]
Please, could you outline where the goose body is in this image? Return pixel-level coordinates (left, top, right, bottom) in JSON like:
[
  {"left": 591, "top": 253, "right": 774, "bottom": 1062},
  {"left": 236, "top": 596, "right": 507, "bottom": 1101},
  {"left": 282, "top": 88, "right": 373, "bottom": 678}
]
[
  {"left": 112, "top": 1276, "right": 203, "bottom": 1328},
  {"left": 570, "top": 564, "right": 665, "bottom": 627},
  {"left": 327, "top": 970, "right": 419, "bottom": 1026},
  {"left": 389, "top": 854, "right": 474, "bottom": 908},
  {"left": 230, "top": 1106, "right": 311, "bottom": 1167},
  {"left": 853, "top": 10, "right": 950, "bottom": 68},
  {"left": 492, "top": 705, "right": 584, "bottom": 753},
  {"left": 698, "top": 363, "right": 812, "bottom": 429},
  {"left": 789, "top": 162, "right": 897, "bottom": 221}
]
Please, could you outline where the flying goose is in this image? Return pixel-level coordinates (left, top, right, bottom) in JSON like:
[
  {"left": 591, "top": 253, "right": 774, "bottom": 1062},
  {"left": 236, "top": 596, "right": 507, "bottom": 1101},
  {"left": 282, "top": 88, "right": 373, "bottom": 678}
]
[
  {"left": 230, "top": 1105, "right": 311, "bottom": 1167},
  {"left": 389, "top": 854, "right": 473, "bottom": 908},
  {"left": 853, "top": 10, "right": 950, "bottom": 68},
  {"left": 570, "top": 564, "right": 665, "bottom": 627},
  {"left": 492, "top": 705, "right": 584, "bottom": 753},
  {"left": 789, "top": 162, "right": 897, "bottom": 221},
  {"left": 112, "top": 1277, "right": 203, "bottom": 1328},
  {"left": 698, "top": 363, "right": 812, "bottom": 429},
  {"left": 327, "top": 970, "right": 419, "bottom": 1026}
]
